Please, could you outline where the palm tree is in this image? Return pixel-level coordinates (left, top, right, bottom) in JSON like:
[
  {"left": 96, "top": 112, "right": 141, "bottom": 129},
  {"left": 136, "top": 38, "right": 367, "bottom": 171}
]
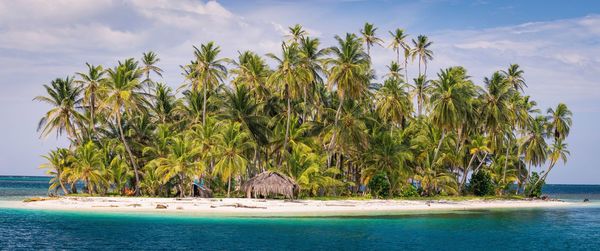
[
  {"left": 140, "top": 51, "right": 163, "bottom": 89},
  {"left": 34, "top": 77, "right": 84, "bottom": 140},
  {"left": 188, "top": 42, "right": 228, "bottom": 126},
  {"left": 375, "top": 78, "right": 412, "bottom": 129},
  {"left": 429, "top": 67, "right": 474, "bottom": 161},
  {"left": 547, "top": 103, "right": 572, "bottom": 141},
  {"left": 40, "top": 148, "right": 73, "bottom": 195},
  {"left": 286, "top": 24, "right": 307, "bottom": 44},
  {"left": 411, "top": 75, "right": 430, "bottom": 116},
  {"left": 411, "top": 35, "right": 433, "bottom": 76},
  {"left": 324, "top": 33, "right": 370, "bottom": 151},
  {"left": 67, "top": 141, "right": 104, "bottom": 194},
  {"left": 501, "top": 64, "right": 526, "bottom": 92},
  {"left": 152, "top": 134, "right": 203, "bottom": 197},
  {"left": 384, "top": 61, "right": 403, "bottom": 81},
  {"left": 230, "top": 51, "right": 271, "bottom": 101},
  {"left": 360, "top": 22, "right": 384, "bottom": 57},
  {"left": 534, "top": 140, "right": 569, "bottom": 187},
  {"left": 267, "top": 43, "right": 313, "bottom": 158},
  {"left": 213, "top": 121, "right": 254, "bottom": 197},
  {"left": 75, "top": 63, "right": 105, "bottom": 134},
  {"left": 102, "top": 63, "right": 145, "bottom": 194},
  {"left": 388, "top": 28, "right": 409, "bottom": 65},
  {"left": 299, "top": 36, "right": 326, "bottom": 119},
  {"left": 521, "top": 116, "right": 549, "bottom": 185}
]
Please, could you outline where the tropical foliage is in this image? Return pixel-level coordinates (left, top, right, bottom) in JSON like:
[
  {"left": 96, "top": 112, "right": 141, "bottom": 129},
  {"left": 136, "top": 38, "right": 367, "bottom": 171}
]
[{"left": 36, "top": 23, "right": 571, "bottom": 198}]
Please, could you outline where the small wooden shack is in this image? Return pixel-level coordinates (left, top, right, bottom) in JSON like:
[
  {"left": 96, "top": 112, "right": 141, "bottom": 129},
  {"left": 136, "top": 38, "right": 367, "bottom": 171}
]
[{"left": 241, "top": 171, "right": 300, "bottom": 199}]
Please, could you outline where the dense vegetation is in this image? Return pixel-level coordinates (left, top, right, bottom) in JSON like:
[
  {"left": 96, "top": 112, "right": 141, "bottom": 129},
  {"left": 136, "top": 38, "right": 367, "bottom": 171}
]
[{"left": 36, "top": 23, "right": 572, "bottom": 198}]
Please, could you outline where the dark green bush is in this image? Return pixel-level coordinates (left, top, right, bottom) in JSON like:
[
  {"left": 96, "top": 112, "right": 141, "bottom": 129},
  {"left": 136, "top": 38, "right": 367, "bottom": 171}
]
[
  {"left": 469, "top": 170, "right": 494, "bottom": 196},
  {"left": 525, "top": 172, "right": 544, "bottom": 198},
  {"left": 368, "top": 172, "right": 390, "bottom": 198},
  {"left": 399, "top": 184, "right": 419, "bottom": 197}
]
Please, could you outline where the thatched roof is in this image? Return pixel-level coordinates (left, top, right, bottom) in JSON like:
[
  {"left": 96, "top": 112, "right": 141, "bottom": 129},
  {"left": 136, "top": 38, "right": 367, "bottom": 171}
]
[{"left": 241, "top": 171, "right": 299, "bottom": 199}]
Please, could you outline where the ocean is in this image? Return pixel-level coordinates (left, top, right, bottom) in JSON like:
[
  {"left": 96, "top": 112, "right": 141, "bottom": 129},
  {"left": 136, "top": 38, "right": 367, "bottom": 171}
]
[{"left": 1, "top": 176, "right": 599, "bottom": 250}]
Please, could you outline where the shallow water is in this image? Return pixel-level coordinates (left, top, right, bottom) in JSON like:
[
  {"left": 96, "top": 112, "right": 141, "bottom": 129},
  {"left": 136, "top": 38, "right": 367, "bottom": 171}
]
[{"left": 1, "top": 176, "right": 599, "bottom": 250}]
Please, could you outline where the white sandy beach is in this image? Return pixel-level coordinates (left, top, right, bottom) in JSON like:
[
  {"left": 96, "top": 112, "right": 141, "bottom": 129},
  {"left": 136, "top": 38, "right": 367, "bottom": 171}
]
[{"left": 1, "top": 197, "right": 581, "bottom": 217}]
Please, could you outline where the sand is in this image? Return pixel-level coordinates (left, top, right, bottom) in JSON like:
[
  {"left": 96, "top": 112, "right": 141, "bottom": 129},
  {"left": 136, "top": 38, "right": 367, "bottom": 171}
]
[{"left": 0, "top": 196, "right": 581, "bottom": 217}]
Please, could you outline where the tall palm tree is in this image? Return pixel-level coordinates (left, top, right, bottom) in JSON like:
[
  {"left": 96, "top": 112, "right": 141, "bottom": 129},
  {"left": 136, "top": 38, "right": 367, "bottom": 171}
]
[
  {"left": 521, "top": 115, "right": 549, "bottom": 185},
  {"left": 75, "top": 63, "right": 105, "bottom": 135},
  {"left": 360, "top": 22, "right": 384, "bottom": 57},
  {"left": 141, "top": 51, "right": 163, "bottom": 89},
  {"left": 375, "top": 78, "right": 412, "bottom": 129},
  {"left": 189, "top": 42, "right": 228, "bottom": 126},
  {"left": 213, "top": 121, "right": 254, "bottom": 197},
  {"left": 102, "top": 63, "right": 145, "bottom": 194},
  {"left": 230, "top": 51, "right": 271, "bottom": 101},
  {"left": 501, "top": 64, "right": 526, "bottom": 92},
  {"left": 299, "top": 36, "right": 326, "bottom": 119},
  {"left": 429, "top": 67, "right": 474, "bottom": 161},
  {"left": 546, "top": 103, "right": 572, "bottom": 141},
  {"left": 411, "top": 35, "right": 433, "bottom": 76},
  {"left": 286, "top": 24, "right": 307, "bottom": 44},
  {"left": 267, "top": 43, "right": 313, "bottom": 157},
  {"left": 388, "top": 28, "right": 409, "bottom": 65},
  {"left": 324, "top": 33, "right": 370, "bottom": 151},
  {"left": 411, "top": 75, "right": 430, "bottom": 116},
  {"left": 34, "top": 77, "right": 84, "bottom": 140},
  {"left": 384, "top": 61, "right": 403, "bottom": 81}
]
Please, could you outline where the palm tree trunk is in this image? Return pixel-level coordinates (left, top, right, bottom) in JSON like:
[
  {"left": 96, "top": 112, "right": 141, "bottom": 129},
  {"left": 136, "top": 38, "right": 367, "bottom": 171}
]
[
  {"left": 460, "top": 153, "right": 477, "bottom": 191},
  {"left": 328, "top": 97, "right": 344, "bottom": 151},
  {"left": 473, "top": 152, "right": 488, "bottom": 175},
  {"left": 117, "top": 114, "right": 141, "bottom": 195},
  {"left": 90, "top": 91, "right": 96, "bottom": 135},
  {"left": 396, "top": 49, "right": 400, "bottom": 64},
  {"left": 418, "top": 55, "right": 422, "bottom": 76},
  {"left": 404, "top": 56, "right": 408, "bottom": 82},
  {"left": 227, "top": 175, "right": 232, "bottom": 198},
  {"left": 533, "top": 163, "right": 555, "bottom": 189},
  {"left": 202, "top": 83, "right": 208, "bottom": 126},
  {"left": 433, "top": 130, "right": 446, "bottom": 162},
  {"left": 503, "top": 146, "right": 509, "bottom": 185},
  {"left": 281, "top": 86, "right": 292, "bottom": 166}
]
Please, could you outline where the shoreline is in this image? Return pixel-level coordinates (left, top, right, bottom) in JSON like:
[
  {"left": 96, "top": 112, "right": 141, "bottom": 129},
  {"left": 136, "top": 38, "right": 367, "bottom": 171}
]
[{"left": 0, "top": 197, "right": 586, "bottom": 217}]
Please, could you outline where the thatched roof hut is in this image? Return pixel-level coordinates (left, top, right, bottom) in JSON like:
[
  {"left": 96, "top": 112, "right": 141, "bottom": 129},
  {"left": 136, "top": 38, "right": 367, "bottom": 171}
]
[{"left": 241, "top": 171, "right": 299, "bottom": 199}]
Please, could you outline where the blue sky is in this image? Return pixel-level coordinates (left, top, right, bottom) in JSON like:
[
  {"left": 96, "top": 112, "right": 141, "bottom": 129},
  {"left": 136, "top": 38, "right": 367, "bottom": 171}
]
[{"left": 0, "top": 0, "right": 599, "bottom": 184}]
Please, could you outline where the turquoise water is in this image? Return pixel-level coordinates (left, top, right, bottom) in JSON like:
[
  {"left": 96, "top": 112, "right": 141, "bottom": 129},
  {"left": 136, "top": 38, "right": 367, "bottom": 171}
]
[{"left": 1, "top": 176, "right": 599, "bottom": 250}]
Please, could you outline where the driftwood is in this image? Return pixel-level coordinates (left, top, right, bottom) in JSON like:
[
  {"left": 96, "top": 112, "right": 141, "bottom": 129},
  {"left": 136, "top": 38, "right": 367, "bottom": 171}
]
[
  {"left": 155, "top": 204, "right": 168, "bottom": 209},
  {"left": 220, "top": 203, "right": 267, "bottom": 209}
]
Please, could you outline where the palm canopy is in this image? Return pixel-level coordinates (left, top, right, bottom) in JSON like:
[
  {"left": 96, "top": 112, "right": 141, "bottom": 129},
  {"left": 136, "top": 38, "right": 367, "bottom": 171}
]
[
  {"left": 411, "top": 35, "right": 434, "bottom": 76},
  {"left": 359, "top": 22, "right": 383, "bottom": 56},
  {"left": 547, "top": 103, "right": 572, "bottom": 141},
  {"left": 388, "top": 28, "right": 409, "bottom": 64},
  {"left": 34, "top": 77, "right": 85, "bottom": 140}
]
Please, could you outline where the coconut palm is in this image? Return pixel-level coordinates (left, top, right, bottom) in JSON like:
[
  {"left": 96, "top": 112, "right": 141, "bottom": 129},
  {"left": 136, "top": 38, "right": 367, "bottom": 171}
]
[
  {"left": 546, "top": 103, "right": 572, "bottom": 141},
  {"left": 521, "top": 116, "right": 549, "bottom": 185},
  {"left": 152, "top": 134, "right": 203, "bottom": 197},
  {"left": 411, "top": 75, "right": 431, "bottom": 116},
  {"left": 34, "top": 77, "right": 85, "bottom": 140},
  {"left": 375, "top": 78, "right": 412, "bottom": 129},
  {"left": 267, "top": 43, "right": 313, "bottom": 157},
  {"left": 101, "top": 63, "right": 145, "bottom": 194},
  {"left": 67, "top": 141, "right": 104, "bottom": 195},
  {"left": 534, "top": 140, "right": 569, "bottom": 187},
  {"left": 230, "top": 51, "right": 271, "bottom": 101},
  {"left": 75, "top": 63, "right": 105, "bottom": 134},
  {"left": 411, "top": 35, "right": 433, "bottom": 76},
  {"left": 213, "top": 121, "right": 255, "bottom": 197},
  {"left": 360, "top": 22, "right": 384, "bottom": 57},
  {"left": 384, "top": 61, "right": 403, "bottom": 81},
  {"left": 286, "top": 24, "right": 307, "bottom": 44},
  {"left": 40, "top": 148, "right": 73, "bottom": 195},
  {"left": 324, "top": 33, "right": 370, "bottom": 151},
  {"left": 188, "top": 42, "right": 228, "bottom": 126},
  {"left": 501, "top": 64, "right": 526, "bottom": 92},
  {"left": 388, "top": 28, "right": 409, "bottom": 65},
  {"left": 140, "top": 51, "right": 163, "bottom": 89}
]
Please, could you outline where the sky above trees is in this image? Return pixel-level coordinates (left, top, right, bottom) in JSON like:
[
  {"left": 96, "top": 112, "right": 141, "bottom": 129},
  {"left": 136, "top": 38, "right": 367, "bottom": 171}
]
[{"left": 0, "top": 0, "right": 599, "bottom": 184}]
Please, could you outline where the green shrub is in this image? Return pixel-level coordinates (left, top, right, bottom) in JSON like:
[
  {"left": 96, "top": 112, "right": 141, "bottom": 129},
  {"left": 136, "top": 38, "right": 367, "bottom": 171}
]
[
  {"left": 399, "top": 184, "right": 419, "bottom": 197},
  {"left": 368, "top": 172, "right": 390, "bottom": 198},
  {"left": 469, "top": 170, "right": 494, "bottom": 196},
  {"left": 525, "top": 172, "right": 544, "bottom": 198}
]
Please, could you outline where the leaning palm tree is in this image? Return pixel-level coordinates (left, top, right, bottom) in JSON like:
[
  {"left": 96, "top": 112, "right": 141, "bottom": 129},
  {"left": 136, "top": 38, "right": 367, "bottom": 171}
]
[
  {"left": 360, "top": 22, "right": 384, "bottom": 57},
  {"left": 40, "top": 148, "right": 73, "bottom": 195},
  {"left": 521, "top": 115, "right": 549, "bottom": 185},
  {"left": 140, "top": 51, "right": 163, "bottom": 89},
  {"left": 188, "top": 42, "right": 228, "bottom": 126},
  {"left": 388, "top": 28, "right": 409, "bottom": 65},
  {"left": 34, "top": 77, "right": 85, "bottom": 141},
  {"left": 75, "top": 63, "right": 105, "bottom": 134},
  {"left": 533, "top": 140, "right": 569, "bottom": 187},
  {"left": 546, "top": 103, "right": 572, "bottom": 141},
  {"left": 411, "top": 35, "right": 433, "bottom": 76},
  {"left": 324, "top": 33, "right": 370, "bottom": 151},
  {"left": 213, "top": 121, "right": 255, "bottom": 197},
  {"left": 101, "top": 63, "right": 145, "bottom": 194}
]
